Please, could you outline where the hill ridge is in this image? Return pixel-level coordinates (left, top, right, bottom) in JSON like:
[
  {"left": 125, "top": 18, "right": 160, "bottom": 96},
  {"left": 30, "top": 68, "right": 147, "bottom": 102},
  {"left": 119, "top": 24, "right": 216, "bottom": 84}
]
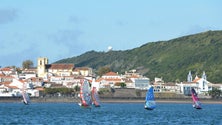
[{"left": 55, "top": 30, "right": 222, "bottom": 83}]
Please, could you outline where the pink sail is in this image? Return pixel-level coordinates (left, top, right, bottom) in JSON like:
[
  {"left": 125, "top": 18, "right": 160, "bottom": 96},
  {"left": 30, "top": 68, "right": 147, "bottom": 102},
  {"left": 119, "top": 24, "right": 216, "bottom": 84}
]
[{"left": 191, "top": 88, "right": 202, "bottom": 109}]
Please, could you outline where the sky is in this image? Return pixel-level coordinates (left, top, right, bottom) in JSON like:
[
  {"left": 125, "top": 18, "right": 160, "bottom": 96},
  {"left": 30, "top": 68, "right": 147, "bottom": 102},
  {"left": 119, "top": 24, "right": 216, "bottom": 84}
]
[{"left": 0, "top": 0, "right": 222, "bottom": 67}]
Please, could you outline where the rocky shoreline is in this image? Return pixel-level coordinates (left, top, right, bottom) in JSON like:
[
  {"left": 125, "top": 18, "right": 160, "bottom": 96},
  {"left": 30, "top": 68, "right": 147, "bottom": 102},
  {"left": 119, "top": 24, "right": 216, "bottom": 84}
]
[{"left": 0, "top": 97, "right": 221, "bottom": 104}]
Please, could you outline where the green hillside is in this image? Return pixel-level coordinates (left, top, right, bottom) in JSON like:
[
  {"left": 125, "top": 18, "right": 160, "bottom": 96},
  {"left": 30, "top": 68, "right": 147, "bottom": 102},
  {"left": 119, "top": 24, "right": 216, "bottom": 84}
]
[{"left": 55, "top": 30, "right": 222, "bottom": 83}]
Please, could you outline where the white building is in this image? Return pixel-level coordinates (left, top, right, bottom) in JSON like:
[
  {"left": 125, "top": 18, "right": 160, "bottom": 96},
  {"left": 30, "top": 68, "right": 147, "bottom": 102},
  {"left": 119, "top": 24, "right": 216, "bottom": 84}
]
[
  {"left": 178, "top": 71, "right": 212, "bottom": 95},
  {"left": 132, "top": 77, "right": 150, "bottom": 90},
  {"left": 91, "top": 78, "right": 100, "bottom": 91}
]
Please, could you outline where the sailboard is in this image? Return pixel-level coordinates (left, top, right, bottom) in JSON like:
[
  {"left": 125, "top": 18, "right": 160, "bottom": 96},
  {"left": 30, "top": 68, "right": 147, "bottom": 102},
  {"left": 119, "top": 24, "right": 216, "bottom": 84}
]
[
  {"left": 91, "top": 87, "right": 101, "bottom": 107},
  {"left": 22, "top": 83, "right": 30, "bottom": 105},
  {"left": 78, "top": 79, "right": 92, "bottom": 108},
  {"left": 191, "top": 88, "right": 202, "bottom": 109},
  {"left": 144, "top": 86, "right": 156, "bottom": 110}
]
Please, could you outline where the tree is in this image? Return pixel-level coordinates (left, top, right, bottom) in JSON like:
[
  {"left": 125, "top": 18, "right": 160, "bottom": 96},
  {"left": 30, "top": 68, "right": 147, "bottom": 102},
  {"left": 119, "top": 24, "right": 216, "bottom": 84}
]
[
  {"left": 22, "top": 60, "right": 34, "bottom": 69},
  {"left": 208, "top": 87, "right": 222, "bottom": 99},
  {"left": 97, "top": 66, "right": 111, "bottom": 76},
  {"left": 120, "top": 83, "right": 126, "bottom": 88},
  {"left": 74, "top": 85, "right": 80, "bottom": 92},
  {"left": 16, "top": 67, "right": 22, "bottom": 74},
  {"left": 114, "top": 82, "right": 126, "bottom": 88}
]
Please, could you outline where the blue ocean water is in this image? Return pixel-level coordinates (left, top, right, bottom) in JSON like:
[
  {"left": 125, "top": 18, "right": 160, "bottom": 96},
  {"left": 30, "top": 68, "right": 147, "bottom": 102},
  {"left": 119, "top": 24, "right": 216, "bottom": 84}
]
[{"left": 0, "top": 102, "right": 221, "bottom": 125}]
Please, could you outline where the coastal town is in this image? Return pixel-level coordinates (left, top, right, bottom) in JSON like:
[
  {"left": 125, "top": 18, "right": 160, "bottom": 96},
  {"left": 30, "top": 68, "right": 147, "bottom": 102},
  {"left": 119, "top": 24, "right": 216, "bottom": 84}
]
[{"left": 0, "top": 57, "right": 222, "bottom": 99}]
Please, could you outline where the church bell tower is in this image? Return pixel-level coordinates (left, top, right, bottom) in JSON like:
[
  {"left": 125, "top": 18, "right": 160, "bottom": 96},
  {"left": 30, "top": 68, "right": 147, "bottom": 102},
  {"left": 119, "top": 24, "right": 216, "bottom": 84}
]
[{"left": 37, "top": 57, "right": 48, "bottom": 77}]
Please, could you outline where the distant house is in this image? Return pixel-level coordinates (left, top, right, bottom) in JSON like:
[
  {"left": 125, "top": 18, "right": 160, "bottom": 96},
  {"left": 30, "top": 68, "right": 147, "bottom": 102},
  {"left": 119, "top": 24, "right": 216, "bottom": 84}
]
[
  {"left": 122, "top": 78, "right": 134, "bottom": 88},
  {"left": 99, "top": 72, "right": 123, "bottom": 88},
  {"left": 123, "top": 69, "right": 142, "bottom": 78},
  {"left": 49, "top": 75, "right": 82, "bottom": 88},
  {"left": 0, "top": 78, "right": 40, "bottom": 97},
  {"left": 1, "top": 84, "right": 20, "bottom": 97},
  {"left": 0, "top": 67, "right": 15, "bottom": 76},
  {"left": 22, "top": 68, "right": 37, "bottom": 74},
  {"left": 0, "top": 82, "right": 15, "bottom": 97},
  {"left": 73, "top": 67, "right": 93, "bottom": 77},
  {"left": 177, "top": 82, "right": 198, "bottom": 95},
  {"left": 91, "top": 78, "right": 100, "bottom": 90},
  {"left": 102, "top": 72, "right": 121, "bottom": 79},
  {"left": 24, "top": 77, "right": 44, "bottom": 88},
  {"left": 0, "top": 80, "right": 21, "bottom": 97},
  {"left": 46, "top": 64, "right": 74, "bottom": 76},
  {"left": 164, "top": 82, "right": 179, "bottom": 92},
  {"left": 130, "top": 75, "right": 150, "bottom": 90},
  {"left": 211, "top": 83, "right": 222, "bottom": 91},
  {"left": 153, "top": 77, "right": 164, "bottom": 92},
  {"left": 0, "top": 75, "right": 14, "bottom": 82},
  {"left": 19, "top": 72, "right": 37, "bottom": 80}
]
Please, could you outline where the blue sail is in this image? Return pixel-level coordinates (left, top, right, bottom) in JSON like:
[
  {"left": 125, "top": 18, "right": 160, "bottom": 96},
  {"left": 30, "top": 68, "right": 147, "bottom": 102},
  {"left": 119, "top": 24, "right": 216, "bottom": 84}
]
[{"left": 144, "top": 86, "right": 156, "bottom": 110}]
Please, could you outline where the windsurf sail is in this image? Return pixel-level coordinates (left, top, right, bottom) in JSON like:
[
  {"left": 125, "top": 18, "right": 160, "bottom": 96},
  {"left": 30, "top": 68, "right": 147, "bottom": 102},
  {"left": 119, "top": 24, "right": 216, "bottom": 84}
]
[
  {"left": 144, "top": 86, "right": 156, "bottom": 110},
  {"left": 79, "top": 79, "right": 92, "bottom": 108},
  {"left": 91, "top": 87, "right": 101, "bottom": 107},
  {"left": 22, "top": 83, "right": 30, "bottom": 105},
  {"left": 191, "top": 88, "right": 202, "bottom": 109}
]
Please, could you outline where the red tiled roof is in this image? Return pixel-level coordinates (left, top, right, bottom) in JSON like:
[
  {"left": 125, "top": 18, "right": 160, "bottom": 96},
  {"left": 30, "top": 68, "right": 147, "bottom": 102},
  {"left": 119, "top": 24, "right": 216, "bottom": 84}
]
[
  {"left": 0, "top": 74, "right": 5, "bottom": 76},
  {"left": 0, "top": 68, "right": 13, "bottom": 71},
  {"left": 9, "top": 86, "right": 19, "bottom": 89},
  {"left": 46, "top": 64, "right": 74, "bottom": 70},
  {"left": 24, "top": 77, "right": 43, "bottom": 82},
  {"left": 193, "top": 78, "right": 201, "bottom": 83},
  {"left": 104, "top": 72, "right": 118, "bottom": 76},
  {"left": 130, "top": 75, "right": 139, "bottom": 78},
  {"left": 1, "top": 81, "right": 11, "bottom": 85},
  {"left": 18, "top": 79, "right": 25, "bottom": 83},
  {"left": 0, "top": 75, "right": 14, "bottom": 78},
  {"left": 96, "top": 78, "right": 103, "bottom": 82},
  {"left": 4, "top": 84, "right": 19, "bottom": 89},
  {"left": 75, "top": 67, "right": 90, "bottom": 70},
  {"left": 103, "top": 78, "right": 122, "bottom": 82},
  {"left": 182, "top": 82, "right": 197, "bottom": 84}
]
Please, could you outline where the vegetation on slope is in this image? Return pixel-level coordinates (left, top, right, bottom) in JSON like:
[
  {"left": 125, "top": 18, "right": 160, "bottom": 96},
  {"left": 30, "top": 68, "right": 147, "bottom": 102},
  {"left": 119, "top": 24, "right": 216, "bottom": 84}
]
[{"left": 55, "top": 30, "right": 222, "bottom": 83}]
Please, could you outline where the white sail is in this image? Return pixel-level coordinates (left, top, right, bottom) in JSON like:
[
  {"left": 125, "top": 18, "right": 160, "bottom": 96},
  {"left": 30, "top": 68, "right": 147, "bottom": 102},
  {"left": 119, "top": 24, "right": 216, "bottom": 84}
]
[
  {"left": 79, "top": 79, "right": 91, "bottom": 107},
  {"left": 22, "top": 83, "right": 30, "bottom": 105}
]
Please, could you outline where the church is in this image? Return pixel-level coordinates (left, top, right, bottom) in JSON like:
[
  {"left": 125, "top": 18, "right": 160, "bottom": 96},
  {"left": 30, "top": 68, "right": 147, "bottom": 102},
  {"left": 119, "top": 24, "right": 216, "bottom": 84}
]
[
  {"left": 37, "top": 57, "right": 93, "bottom": 80},
  {"left": 178, "top": 71, "right": 212, "bottom": 95}
]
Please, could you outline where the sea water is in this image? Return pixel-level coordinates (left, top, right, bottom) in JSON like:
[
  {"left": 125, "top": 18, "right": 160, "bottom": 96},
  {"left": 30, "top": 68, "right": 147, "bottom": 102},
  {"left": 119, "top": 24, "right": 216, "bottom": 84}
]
[{"left": 0, "top": 102, "right": 221, "bottom": 125}]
